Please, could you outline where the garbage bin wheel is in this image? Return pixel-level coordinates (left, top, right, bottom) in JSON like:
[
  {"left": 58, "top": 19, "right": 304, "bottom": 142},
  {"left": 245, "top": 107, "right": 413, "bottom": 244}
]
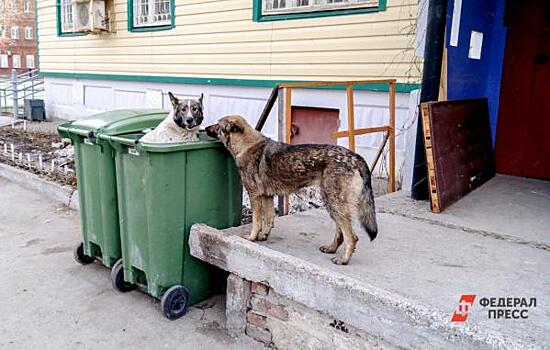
[
  {"left": 161, "top": 285, "right": 191, "bottom": 320},
  {"left": 73, "top": 242, "right": 95, "bottom": 265},
  {"left": 111, "top": 259, "right": 136, "bottom": 293}
]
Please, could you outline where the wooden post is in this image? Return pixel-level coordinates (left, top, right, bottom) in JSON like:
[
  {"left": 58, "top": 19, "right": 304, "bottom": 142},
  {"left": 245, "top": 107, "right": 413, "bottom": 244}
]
[
  {"left": 277, "top": 88, "right": 286, "bottom": 216},
  {"left": 284, "top": 88, "right": 292, "bottom": 144},
  {"left": 283, "top": 87, "right": 292, "bottom": 215},
  {"left": 388, "top": 81, "right": 396, "bottom": 192},
  {"left": 346, "top": 85, "right": 356, "bottom": 152}
]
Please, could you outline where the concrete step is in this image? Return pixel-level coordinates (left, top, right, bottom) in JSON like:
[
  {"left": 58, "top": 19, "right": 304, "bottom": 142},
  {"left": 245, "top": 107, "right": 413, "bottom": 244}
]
[{"left": 190, "top": 207, "right": 549, "bottom": 349}]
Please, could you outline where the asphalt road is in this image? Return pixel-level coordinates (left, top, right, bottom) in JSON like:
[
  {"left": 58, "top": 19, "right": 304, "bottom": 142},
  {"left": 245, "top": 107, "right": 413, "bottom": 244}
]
[{"left": 0, "top": 177, "right": 261, "bottom": 350}]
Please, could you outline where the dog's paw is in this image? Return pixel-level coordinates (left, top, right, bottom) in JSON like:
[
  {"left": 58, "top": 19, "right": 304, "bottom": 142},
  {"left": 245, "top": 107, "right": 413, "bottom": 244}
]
[
  {"left": 257, "top": 233, "right": 269, "bottom": 241},
  {"left": 319, "top": 245, "right": 337, "bottom": 254},
  {"left": 244, "top": 234, "right": 257, "bottom": 241},
  {"left": 331, "top": 256, "right": 349, "bottom": 265}
]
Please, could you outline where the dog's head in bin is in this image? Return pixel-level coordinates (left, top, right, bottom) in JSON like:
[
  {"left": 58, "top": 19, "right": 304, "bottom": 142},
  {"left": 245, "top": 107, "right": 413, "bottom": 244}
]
[{"left": 168, "top": 92, "right": 204, "bottom": 131}]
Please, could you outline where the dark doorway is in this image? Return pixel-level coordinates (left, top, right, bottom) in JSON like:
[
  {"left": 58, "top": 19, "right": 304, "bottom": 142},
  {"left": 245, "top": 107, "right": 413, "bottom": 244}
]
[{"left": 495, "top": 0, "right": 550, "bottom": 179}]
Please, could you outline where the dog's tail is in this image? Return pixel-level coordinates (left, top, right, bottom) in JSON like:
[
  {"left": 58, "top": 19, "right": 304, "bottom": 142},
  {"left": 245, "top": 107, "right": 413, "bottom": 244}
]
[{"left": 357, "top": 159, "right": 378, "bottom": 241}]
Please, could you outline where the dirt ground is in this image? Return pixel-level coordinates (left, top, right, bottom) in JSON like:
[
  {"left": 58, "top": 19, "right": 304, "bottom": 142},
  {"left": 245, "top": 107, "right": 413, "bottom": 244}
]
[{"left": 0, "top": 122, "right": 76, "bottom": 187}]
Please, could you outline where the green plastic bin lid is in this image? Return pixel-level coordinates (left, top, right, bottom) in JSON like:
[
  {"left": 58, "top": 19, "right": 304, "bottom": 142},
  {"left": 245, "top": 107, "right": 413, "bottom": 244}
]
[{"left": 58, "top": 109, "right": 168, "bottom": 137}]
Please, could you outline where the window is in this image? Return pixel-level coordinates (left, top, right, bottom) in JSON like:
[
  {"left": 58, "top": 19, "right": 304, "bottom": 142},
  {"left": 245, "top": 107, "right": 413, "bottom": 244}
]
[
  {"left": 25, "top": 26, "right": 33, "bottom": 40},
  {"left": 129, "top": 0, "right": 174, "bottom": 32},
  {"left": 12, "top": 55, "right": 21, "bottom": 69},
  {"left": 0, "top": 55, "right": 8, "bottom": 68},
  {"left": 59, "top": 0, "right": 75, "bottom": 34},
  {"left": 24, "top": 0, "right": 31, "bottom": 13},
  {"left": 26, "top": 55, "right": 35, "bottom": 69},
  {"left": 11, "top": 26, "right": 19, "bottom": 39},
  {"left": 253, "top": 0, "right": 385, "bottom": 21}
]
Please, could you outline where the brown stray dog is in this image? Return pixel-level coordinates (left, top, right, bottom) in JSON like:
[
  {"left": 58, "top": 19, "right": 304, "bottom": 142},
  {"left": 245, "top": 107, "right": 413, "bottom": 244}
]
[{"left": 206, "top": 115, "right": 378, "bottom": 265}]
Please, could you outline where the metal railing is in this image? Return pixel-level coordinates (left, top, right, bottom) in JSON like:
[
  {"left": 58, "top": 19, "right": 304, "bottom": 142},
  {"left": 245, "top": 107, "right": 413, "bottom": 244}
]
[{"left": 0, "top": 69, "right": 45, "bottom": 118}]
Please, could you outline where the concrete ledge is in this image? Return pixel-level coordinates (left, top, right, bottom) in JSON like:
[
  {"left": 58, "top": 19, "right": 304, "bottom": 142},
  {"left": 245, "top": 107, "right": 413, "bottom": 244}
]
[
  {"left": 376, "top": 177, "right": 550, "bottom": 251},
  {"left": 190, "top": 223, "right": 535, "bottom": 349},
  {"left": 0, "top": 163, "right": 78, "bottom": 210}
]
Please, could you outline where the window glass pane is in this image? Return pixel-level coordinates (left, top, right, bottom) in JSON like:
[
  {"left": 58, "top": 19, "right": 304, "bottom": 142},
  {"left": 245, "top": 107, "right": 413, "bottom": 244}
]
[
  {"left": 61, "top": 0, "right": 73, "bottom": 33},
  {"left": 26, "top": 55, "right": 35, "bottom": 69},
  {"left": 25, "top": 27, "right": 33, "bottom": 39},
  {"left": 262, "top": 0, "right": 378, "bottom": 15},
  {"left": 0, "top": 55, "right": 8, "bottom": 68},
  {"left": 134, "top": 0, "right": 171, "bottom": 28},
  {"left": 13, "top": 55, "right": 21, "bottom": 69}
]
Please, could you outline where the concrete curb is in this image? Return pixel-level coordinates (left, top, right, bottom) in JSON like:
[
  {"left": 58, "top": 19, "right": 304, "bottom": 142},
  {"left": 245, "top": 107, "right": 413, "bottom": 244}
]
[
  {"left": 0, "top": 162, "right": 79, "bottom": 210},
  {"left": 189, "top": 223, "right": 536, "bottom": 350}
]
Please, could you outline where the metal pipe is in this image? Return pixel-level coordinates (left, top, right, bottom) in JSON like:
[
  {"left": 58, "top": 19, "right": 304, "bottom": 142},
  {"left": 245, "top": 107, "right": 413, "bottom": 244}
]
[{"left": 11, "top": 70, "right": 18, "bottom": 119}]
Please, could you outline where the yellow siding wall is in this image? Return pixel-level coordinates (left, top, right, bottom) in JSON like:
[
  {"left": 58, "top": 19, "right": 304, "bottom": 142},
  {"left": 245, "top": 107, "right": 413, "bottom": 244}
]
[{"left": 37, "top": 0, "right": 421, "bottom": 82}]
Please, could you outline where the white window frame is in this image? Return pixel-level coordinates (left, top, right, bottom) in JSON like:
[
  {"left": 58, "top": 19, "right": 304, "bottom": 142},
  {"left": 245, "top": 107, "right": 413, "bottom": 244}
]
[
  {"left": 60, "top": 0, "right": 75, "bottom": 33},
  {"left": 0, "top": 54, "right": 8, "bottom": 68},
  {"left": 24, "top": 0, "right": 31, "bottom": 13},
  {"left": 133, "top": 0, "right": 172, "bottom": 28},
  {"left": 24, "top": 26, "right": 33, "bottom": 40},
  {"left": 262, "top": 0, "right": 379, "bottom": 16},
  {"left": 12, "top": 55, "right": 21, "bottom": 69},
  {"left": 11, "top": 26, "right": 19, "bottom": 39},
  {"left": 26, "top": 55, "right": 35, "bottom": 69}
]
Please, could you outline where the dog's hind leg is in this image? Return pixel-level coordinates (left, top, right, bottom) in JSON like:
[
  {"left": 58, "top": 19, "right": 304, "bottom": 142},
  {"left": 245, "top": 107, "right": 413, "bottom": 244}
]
[
  {"left": 258, "top": 196, "right": 275, "bottom": 241},
  {"left": 319, "top": 178, "right": 345, "bottom": 255},
  {"left": 330, "top": 215, "right": 357, "bottom": 265},
  {"left": 319, "top": 227, "right": 343, "bottom": 254},
  {"left": 321, "top": 172, "right": 358, "bottom": 265},
  {"left": 245, "top": 195, "right": 263, "bottom": 241}
]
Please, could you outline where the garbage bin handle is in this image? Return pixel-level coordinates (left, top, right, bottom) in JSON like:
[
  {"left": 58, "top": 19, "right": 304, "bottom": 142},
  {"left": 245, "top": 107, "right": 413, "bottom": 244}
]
[
  {"left": 98, "top": 134, "right": 139, "bottom": 150},
  {"left": 57, "top": 126, "right": 94, "bottom": 138}
]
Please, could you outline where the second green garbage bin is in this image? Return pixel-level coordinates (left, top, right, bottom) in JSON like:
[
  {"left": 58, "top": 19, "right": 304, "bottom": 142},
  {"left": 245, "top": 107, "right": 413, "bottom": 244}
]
[
  {"left": 102, "top": 132, "right": 242, "bottom": 319},
  {"left": 57, "top": 110, "right": 168, "bottom": 268}
]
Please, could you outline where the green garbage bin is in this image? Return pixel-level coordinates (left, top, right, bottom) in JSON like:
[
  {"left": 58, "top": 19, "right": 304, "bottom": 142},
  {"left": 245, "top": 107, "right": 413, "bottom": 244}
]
[
  {"left": 57, "top": 109, "right": 168, "bottom": 268},
  {"left": 101, "top": 131, "right": 242, "bottom": 320}
]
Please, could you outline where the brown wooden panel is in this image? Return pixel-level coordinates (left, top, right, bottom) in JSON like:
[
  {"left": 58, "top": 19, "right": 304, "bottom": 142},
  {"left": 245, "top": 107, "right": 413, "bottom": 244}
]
[
  {"left": 290, "top": 106, "right": 339, "bottom": 145},
  {"left": 421, "top": 99, "right": 495, "bottom": 212}
]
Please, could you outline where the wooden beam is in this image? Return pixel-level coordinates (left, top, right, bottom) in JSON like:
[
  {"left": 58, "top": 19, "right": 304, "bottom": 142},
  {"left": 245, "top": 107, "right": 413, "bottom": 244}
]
[
  {"left": 331, "top": 126, "right": 390, "bottom": 139},
  {"left": 420, "top": 103, "right": 440, "bottom": 213},
  {"left": 388, "top": 81, "right": 396, "bottom": 193},
  {"left": 371, "top": 131, "right": 389, "bottom": 171},
  {"left": 255, "top": 86, "right": 279, "bottom": 131},
  {"left": 284, "top": 87, "right": 292, "bottom": 144},
  {"left": 277, "top": 88, "right": 285, "bottom": 217},
  {"left": 346, "top": 85, "right": 356, "bottom": 152},
  {"left": 283, "top": 87, "right": 292, "bottom": 215},
  {"left": 278, "top": 79, "right": 397, "bottom": 89}
]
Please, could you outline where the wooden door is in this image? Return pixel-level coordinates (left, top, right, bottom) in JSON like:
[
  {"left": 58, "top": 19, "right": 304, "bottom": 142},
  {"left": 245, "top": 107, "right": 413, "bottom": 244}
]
[
  {"left": 495, "top": 0, "right": 550, "bottom": 179},
  {"left": 289, "top": 106, "right": 339, "bottom": 145}
]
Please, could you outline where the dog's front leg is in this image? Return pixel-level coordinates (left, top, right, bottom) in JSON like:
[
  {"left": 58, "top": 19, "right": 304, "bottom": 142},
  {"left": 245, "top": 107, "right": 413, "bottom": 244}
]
[
  {"left": 258, "top": 196, "right": 274, "bottom": 241},
  {"left": 245, "top": 195, "right": 263, "bottom": 241}
]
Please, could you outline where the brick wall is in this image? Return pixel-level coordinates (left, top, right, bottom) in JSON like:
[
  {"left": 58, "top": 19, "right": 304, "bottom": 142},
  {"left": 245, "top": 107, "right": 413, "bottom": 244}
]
[
  {"left": 0, "top": 0, "right": 37, "bottom": 75},
  {"left": 229, "top": 277, "right": 396, "bottom": 349}
]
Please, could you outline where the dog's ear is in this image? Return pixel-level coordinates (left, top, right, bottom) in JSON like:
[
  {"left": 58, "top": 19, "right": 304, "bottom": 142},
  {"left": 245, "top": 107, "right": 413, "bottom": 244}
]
[
  {"left": 226, "top": 120, "right": 244, "bottom": 134},
  {"left": 198, "top": 93, "right": 204, "bottom": 106},
  {"left": 168, "top": 92, "right": 179, "bottom": 108}
]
